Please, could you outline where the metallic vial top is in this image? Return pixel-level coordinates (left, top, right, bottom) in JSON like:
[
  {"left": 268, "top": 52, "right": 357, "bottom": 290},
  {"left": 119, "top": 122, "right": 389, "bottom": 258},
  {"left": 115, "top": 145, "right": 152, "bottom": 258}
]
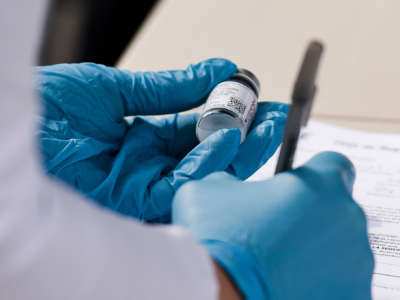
[{"left": 230, "top": 68, "right": 260, "bottom": 97}]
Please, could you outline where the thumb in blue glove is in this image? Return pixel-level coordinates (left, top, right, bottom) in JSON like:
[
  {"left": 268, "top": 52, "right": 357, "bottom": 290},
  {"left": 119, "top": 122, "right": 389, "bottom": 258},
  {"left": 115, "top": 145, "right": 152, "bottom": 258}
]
[
  {"left": 136, "top": 127, "right": 242, "bottom": 220},
  {"left": 173, "top": 151, "right": 374, "bottom": 299}
]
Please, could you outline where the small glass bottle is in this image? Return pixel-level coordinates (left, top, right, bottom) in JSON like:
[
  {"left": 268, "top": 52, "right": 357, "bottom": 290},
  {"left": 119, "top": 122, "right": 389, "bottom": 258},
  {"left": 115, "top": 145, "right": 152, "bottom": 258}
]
[{"left": 196, "top": 68, "right": 260, "bottom": 143}]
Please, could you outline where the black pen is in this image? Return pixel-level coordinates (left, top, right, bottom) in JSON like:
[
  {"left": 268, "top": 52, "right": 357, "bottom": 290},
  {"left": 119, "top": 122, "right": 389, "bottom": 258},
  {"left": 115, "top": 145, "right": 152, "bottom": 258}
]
[{"left": 275, "top": 40, "right": 324, "bottom": 174}]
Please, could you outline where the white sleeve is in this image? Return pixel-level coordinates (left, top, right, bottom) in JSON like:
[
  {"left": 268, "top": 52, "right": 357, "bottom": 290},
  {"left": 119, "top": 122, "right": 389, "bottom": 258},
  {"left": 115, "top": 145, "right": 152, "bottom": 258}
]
[{"left": 0, "top": 1, "right": 218, "bottom": 299}]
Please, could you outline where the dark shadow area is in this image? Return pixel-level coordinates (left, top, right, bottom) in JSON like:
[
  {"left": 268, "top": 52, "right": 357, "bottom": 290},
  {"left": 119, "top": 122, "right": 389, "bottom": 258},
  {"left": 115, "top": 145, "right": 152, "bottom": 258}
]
[{"left": 39, "top": 0, "right": 158, "bottom": 66}]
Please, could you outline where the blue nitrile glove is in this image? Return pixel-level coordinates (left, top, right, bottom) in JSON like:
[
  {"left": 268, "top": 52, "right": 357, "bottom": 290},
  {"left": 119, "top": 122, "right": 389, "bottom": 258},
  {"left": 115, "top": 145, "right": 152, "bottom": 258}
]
[
  {"left": 36, "top": 59, "right": 289, "bottom": 222},
  {"left": 173, "top": 152, "right": 374, "bottom": 299}
]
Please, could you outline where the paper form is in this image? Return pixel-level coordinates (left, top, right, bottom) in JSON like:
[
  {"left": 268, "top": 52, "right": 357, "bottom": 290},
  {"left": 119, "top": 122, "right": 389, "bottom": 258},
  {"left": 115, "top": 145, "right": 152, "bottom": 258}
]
[{"left": 249, "top": 121, "right": 400, "bottom": 300}]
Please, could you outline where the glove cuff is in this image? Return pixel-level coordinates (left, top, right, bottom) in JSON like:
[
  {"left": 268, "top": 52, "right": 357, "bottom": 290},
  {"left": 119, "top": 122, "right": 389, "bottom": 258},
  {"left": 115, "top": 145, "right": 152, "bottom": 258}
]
[{"left": 202, "top": 239, "right": 268, "bottom": 300}]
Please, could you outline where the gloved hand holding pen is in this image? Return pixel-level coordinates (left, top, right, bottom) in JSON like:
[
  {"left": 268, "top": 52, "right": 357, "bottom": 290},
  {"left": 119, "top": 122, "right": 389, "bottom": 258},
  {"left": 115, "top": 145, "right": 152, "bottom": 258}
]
[
  {"left": 173, "top": 151, "right": 374, "bottom": 299},
  {"left": 36, "top": 59, "right": 288, "bottom": 222}
]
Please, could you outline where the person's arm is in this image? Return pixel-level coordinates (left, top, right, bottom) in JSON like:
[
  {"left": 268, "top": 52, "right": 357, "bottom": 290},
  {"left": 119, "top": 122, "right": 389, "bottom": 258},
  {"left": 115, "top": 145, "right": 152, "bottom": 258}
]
[
  {"left": 1, "top": 1, "right": 220, "bottom": 299},
  {"left": 214, "top": 261, "right": 242, "bottom": 300}
]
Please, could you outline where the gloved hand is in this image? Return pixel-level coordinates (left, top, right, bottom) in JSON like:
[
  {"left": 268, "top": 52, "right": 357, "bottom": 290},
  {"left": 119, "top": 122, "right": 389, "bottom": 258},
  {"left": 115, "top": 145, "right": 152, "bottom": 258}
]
[
  {"left": 36, "top": 59, "right": 288, "bottom": 222},
  {"left": 173, "top": 151, "right": 374, "bottom": 299}
]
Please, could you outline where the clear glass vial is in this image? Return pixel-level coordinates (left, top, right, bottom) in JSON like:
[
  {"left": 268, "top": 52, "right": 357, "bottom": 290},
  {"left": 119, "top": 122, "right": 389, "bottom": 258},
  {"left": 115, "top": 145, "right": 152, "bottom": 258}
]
[{"left": 196, "top": 68, "right": 260, "bottom": 143}]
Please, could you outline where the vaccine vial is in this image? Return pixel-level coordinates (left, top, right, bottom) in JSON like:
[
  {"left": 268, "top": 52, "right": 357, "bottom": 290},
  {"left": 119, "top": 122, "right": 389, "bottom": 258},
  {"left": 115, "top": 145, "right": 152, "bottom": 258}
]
[{"left": 196, "top": 68, "right": 260, "bottom": 143}]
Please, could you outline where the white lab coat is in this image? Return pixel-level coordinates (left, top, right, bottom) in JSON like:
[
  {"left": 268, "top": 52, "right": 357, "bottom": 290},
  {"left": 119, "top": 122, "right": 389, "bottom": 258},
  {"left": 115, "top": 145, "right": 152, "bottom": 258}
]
[{"left": 0, "top": 1, "right": 217, "bottom": 299}]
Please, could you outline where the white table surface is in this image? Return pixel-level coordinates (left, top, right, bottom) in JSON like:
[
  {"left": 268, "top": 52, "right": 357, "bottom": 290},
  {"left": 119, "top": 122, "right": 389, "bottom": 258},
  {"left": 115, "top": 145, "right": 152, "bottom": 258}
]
[{"left": 118, "top": 0, "right": 400, "bottom": 133}]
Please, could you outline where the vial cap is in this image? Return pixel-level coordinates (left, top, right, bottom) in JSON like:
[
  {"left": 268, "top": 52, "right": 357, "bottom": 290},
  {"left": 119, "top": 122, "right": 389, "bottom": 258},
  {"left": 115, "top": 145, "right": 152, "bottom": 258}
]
[{"left": 231, "top": 68, "right": 260, "bottom": 97}]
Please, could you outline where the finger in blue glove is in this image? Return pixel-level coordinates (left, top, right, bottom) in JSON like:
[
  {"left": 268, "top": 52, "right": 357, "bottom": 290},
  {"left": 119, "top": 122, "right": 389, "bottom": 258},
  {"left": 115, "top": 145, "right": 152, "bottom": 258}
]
[{"left": 228, "top": 101, "right": 289, "bottom": 179}]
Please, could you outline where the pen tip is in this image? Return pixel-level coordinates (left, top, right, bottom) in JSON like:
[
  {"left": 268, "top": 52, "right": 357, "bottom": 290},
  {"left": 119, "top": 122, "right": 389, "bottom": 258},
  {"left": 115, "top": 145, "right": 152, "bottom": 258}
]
[{"left": 309, "top": 40, "right": 324, "bottom": 53}]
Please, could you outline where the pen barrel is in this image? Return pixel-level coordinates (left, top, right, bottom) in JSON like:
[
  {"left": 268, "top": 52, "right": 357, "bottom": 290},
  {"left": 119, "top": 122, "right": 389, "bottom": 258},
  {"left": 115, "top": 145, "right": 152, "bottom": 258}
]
[
  {"left": 275, "top": 40, "right": 324, "bottom": 174},
  {"left": 292, "top": 41, "right": 323, "bottom": 104},
  {"left": 275, "top": 102, "right": 303, "bottom": 174}
]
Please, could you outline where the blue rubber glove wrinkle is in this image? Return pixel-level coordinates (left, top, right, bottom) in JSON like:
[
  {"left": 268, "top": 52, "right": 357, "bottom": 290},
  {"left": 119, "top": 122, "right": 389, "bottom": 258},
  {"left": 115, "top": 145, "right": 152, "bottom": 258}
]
[
  {"left": 173, "top": 152, "right": 374, "bottom": 299},
  {"left": 37, "top": 59, "right": 286, "bottom": 222}
]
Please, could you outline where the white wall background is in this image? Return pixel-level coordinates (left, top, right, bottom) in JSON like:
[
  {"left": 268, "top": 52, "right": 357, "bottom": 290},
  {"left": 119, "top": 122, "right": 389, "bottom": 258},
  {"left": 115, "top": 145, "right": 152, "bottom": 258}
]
[{"left": 119, "top": 0, "right": 400, "bottom": 132}]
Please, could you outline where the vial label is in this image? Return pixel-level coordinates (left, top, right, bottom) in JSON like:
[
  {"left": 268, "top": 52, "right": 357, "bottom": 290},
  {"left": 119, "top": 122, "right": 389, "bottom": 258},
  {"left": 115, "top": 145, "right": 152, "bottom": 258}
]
[{"left": 202, "top": 81, "right": 257, "bottom": 125}]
